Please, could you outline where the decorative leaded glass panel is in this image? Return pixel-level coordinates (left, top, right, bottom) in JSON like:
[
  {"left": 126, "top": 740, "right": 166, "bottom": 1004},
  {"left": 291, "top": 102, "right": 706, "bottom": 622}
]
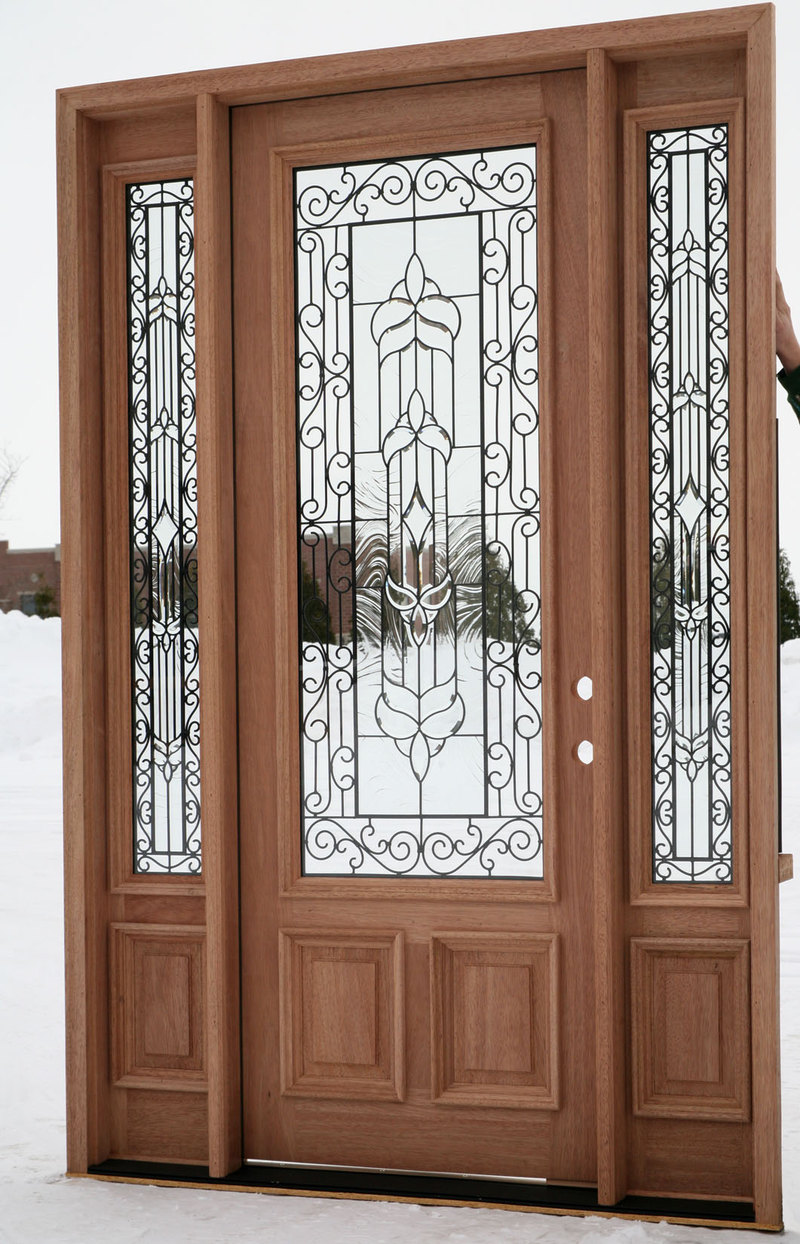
[
  {"left": 127, "top": 179, "right": 201, "bottom": 874},
  {"left": 295, "top": 148, "right": 543, "bottom": 878},
  {"left": 647, "top": 125, "right": 732, "bottom": 883}
]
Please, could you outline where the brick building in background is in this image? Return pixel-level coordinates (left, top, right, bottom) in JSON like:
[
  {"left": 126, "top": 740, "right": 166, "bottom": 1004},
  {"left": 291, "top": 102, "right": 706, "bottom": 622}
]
[{"left": 0, "top": 541, "right": 61, "bottom": 615}]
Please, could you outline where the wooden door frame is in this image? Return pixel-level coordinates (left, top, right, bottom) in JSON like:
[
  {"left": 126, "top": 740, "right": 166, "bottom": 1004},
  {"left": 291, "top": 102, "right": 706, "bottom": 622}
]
[{"left": 57, "top": 4, "right": 779, "bottom": 1226}]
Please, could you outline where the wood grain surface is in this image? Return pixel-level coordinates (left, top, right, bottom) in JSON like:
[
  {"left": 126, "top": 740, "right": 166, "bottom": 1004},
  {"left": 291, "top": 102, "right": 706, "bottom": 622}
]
[{"left": 57, "top": 6, "right": 780, "bottom": 1224}]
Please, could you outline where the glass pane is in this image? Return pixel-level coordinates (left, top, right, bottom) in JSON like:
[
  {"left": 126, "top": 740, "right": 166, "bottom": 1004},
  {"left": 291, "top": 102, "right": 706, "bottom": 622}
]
[
  {"left": 127, "top": 179, "right": 201, "bottom": 875},
  {"left": 647, "top": 125, "right": 732, "bottom": 883},
  {"left": 295, "top": 147, "right": 543, "bottom": 878}
]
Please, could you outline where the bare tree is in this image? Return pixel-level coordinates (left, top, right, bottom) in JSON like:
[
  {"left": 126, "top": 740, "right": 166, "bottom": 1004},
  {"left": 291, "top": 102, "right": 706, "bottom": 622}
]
[{"left": 0, "top": 448, "right": 21, "bottom": 515}]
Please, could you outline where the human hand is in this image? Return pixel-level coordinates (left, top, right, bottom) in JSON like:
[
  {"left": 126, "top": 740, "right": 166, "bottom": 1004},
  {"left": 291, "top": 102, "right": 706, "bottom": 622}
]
[{"left": 777, "top": 271, "right": 800, "bottom": 372}]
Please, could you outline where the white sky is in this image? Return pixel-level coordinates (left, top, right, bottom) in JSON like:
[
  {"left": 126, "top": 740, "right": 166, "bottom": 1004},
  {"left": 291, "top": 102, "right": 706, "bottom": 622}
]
[{"left": 2, "top": 0, "right": 800, "bottom": 572}]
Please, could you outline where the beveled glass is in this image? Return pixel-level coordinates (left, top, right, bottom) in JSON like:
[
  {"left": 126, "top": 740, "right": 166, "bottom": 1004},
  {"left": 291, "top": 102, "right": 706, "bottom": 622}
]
[
  {"left": 647, "top": 126, "right": 732, "bottom": 883},
  {"left": 295, "top": 147, "right": 543, "bottom": 877},
  {"left": 127, "top": 179, "right": 201, "bottom": 875}
]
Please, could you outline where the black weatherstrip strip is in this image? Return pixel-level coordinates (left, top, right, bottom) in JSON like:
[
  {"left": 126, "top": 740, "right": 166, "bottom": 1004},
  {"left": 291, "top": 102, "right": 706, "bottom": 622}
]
[{"left": 87, "top": 1160, "right": 757, "bottom": 1224}]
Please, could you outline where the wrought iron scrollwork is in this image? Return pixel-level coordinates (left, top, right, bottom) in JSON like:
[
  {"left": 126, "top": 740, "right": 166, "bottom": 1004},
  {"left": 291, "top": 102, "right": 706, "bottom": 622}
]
[
  {"left": 295, "top": 146, "right": 543, "bottom": 878},
  {"left": 647, "top": 125, "right": 732, "bottom": 883},
  {"left": 127, "top": 179, "right": 201, "bottom": 875}
]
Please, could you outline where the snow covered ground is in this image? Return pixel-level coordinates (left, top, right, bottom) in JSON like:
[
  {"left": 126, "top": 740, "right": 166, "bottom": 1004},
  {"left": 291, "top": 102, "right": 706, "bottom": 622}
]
[{"left": 1, "top": 607, "right": 800, "bottom": 1242}]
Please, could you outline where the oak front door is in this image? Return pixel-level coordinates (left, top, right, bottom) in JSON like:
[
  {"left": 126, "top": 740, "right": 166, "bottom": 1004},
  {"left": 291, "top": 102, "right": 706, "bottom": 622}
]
[{"left": 233, "top": 69, "right": 595, "bottom": 1180}]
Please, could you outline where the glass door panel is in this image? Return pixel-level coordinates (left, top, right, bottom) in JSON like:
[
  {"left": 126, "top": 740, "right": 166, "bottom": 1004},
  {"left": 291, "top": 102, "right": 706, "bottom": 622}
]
[{"left": 295, "top": 148, "right": 543, "bottom": 877}]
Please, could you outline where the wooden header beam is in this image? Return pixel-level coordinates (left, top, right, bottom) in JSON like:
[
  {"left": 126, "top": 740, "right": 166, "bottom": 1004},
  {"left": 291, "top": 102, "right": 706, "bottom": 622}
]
[{"left": 57, "top": 4, "right": 768, "bottom": 117}]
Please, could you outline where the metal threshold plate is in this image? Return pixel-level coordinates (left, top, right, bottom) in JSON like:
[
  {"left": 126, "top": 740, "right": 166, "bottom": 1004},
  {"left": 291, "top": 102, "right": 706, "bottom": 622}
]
[{"left": 246, "top": 1158, "right": 547, "bottom": 1184}]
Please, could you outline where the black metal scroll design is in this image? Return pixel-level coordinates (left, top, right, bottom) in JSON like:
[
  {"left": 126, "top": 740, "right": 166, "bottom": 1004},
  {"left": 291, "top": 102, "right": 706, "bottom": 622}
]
[
  {"left": 127, "top": 180, "right": 201, "bottom": 875},
  {"left": 373, "top": 254, "right": 465, "bottom": 783},
  {"left": 482, "top": 204, "right": 543, "bottom": 826},
  {"left": 647, "top": 126, "right": 732, "bottom": 883},
  {"left": 296, "top": 147, "right": 543, "bottom": 878},
  {"left": 296, "top": 152, "right": 536, "bottom": 228},
  {"left": 304, "top": 817, "right": 543, "bottom": 878},
  {"left": 297, "top": 216, "right": 355, "bottom": 830}
]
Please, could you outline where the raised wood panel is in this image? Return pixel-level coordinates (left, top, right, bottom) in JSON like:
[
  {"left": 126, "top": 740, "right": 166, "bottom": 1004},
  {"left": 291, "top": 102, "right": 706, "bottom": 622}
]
[
  {"left": 631, "top": 938, "right": 750, "bottom": 1122},
  {"left": 280, "top": 931, "right": 404, "bottom": 1101},
  {"left": 111, "top": 924, "right": 206, "bottom": 1089},
  {"left": 461, "top": 964, "right": 532, "bottom": 1074},
  {"left": 664, "top": 972, "right": 720, "bottom": 1083},
  {"left": 431, "top": 934, "right": 558, "bottom": 1109},
  {"left": 142, "top": 954, "right": 191, "bottom": 1057}
]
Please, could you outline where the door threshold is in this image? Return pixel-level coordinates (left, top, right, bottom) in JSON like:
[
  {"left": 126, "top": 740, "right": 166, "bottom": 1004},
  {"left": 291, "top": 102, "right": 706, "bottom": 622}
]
[
  {"left": 246, "top": 1158, "right": 547, "bottom": 1183},
  {"left": 83, "top": 1160, "right": 767, "bottom": 1230}
]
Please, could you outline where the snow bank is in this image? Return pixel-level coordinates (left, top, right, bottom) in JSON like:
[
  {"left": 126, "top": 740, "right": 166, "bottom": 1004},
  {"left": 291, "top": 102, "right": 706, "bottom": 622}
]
[
  {"left": 0, "top": 608, "right": 61, "bottom": 760},
  {"left": 1, "top": 611, "right": 799, "bottom": 1242}
]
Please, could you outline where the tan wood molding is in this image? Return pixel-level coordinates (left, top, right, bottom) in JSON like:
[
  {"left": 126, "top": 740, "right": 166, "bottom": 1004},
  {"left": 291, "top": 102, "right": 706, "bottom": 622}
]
[{"left": 57, "top": 6, "right": 769, "bottom": 115}]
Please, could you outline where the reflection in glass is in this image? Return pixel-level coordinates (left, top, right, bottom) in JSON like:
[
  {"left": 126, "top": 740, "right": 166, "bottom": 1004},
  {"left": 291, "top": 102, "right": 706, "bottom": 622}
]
[
  {"left": 295, "top": 148, "right": 543, "bottom": 877},
  {"left": 647, "top": 126, "right": 732, "bottom": 882},
  {"left": 127, "top": 180, "right": 201, "bottom": 874}
]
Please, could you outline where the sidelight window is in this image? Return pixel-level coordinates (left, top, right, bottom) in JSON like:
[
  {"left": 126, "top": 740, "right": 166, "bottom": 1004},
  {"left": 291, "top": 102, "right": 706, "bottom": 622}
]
[
  {"left": 647, "top": 125, "right": 732, "bottom": 883},
  {"left": 126, "top": 179, "right": 201, "bottom": 875}
]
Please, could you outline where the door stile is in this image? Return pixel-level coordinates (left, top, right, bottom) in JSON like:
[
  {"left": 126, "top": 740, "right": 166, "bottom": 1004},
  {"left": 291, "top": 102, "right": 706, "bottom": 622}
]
[
  {"left": 587, "top": 48, "right": 627, "bottom": 1208},
  {"left": 194, "top": 92, "right": 241, "bottom": 1178},
  {"left": 744, "top": 8, "right": 780, "bottom": 1229},
  {"left": 232, "top": 102, "right": 290, "bottom": 1159},
  {"left": 57, "top": 98, "right": 110, "bottom": 1173}
]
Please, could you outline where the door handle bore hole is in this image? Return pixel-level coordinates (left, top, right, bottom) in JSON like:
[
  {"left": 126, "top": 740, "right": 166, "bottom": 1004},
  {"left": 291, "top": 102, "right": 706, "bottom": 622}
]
[
  {"left": 576, "top": 739, "right": 593, "bottom": 765},
  {"left": 575, "top": 676, "right": 593, "bottom": 701}
]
